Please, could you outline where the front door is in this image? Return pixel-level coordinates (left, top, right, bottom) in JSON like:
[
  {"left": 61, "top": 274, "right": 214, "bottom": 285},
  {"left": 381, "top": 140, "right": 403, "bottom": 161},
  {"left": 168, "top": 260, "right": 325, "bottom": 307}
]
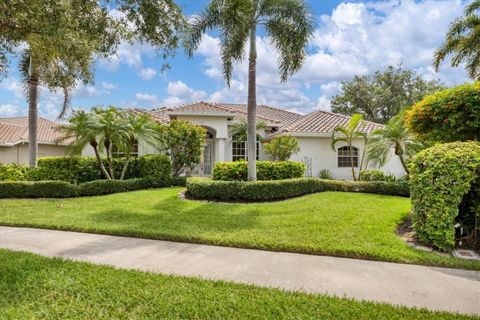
[{"left": 202, "top": 141, "right": 213, "bottom": 175}]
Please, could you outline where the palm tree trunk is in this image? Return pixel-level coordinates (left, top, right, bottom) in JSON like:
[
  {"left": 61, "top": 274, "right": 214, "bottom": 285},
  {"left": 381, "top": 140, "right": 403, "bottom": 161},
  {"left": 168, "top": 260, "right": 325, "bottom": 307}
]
[
  {"left": 349, "top": 143, "right": 356, "bottom": 181},
  {"left": 398, "top": 154, "right": 409, "bottom": 175},
  {"left": 120, "top": 156, "right": 130, "bottom": 180},
  {"left": 91, "top": 141, "right": 111, "bottom": 179},
  {"left": 247, "top": 23, "right": 257, "bottom": 181},
  {"left": 27, "top": 67, "right": 39, "bottom": 169},
  {"left": 104, "top": 141, "right": 115, "bottom": 179}
]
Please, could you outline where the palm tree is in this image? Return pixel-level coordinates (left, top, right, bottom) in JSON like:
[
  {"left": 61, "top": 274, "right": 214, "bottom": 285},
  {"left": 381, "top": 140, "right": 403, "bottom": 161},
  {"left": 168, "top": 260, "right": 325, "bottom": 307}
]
[
  {"left": 434, "top": 0, "right": 480, "bottom": 79},
  {"left": 185, "top": 0, "right": 314, "bottom": 180},
  {"left": 56, "top": 110, "right": 111, "bottom": 179},
  {"left": 117, "top": 111, "right": 158, "bottom": 180},
  {"left": 366, "top": 115, "right": 425, "bottom": 175},
  {"left": 331, "top": 114, "right": 368, "bottom": 181},
  {"left": 20, "top": 51, "right": 72, "bottom": 168},
  {"left": 229, "top": 120, "right": 267, "bottom": 142}
]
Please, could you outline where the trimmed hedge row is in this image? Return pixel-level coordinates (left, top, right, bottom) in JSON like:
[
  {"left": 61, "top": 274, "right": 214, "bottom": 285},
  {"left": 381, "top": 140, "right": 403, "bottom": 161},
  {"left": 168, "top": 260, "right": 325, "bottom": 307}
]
[
  {"left": 212, "top": 161, "right": 305, "bottom": 181},
  {"left": 186, "top": 177, "right": 410, "bottom": 202},
  {"left": 0, "top": 177, "right": 186, "bottom": 199}
]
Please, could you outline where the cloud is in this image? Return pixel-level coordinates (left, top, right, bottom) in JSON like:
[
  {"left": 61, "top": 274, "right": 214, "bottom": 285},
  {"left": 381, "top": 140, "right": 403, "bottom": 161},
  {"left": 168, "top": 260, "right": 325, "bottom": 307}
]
[
  {"left": 139, "top": 68, "right": 157, "bottom": 80},
  {"left": 0, "top": 104, "right": 21, "bottom": 117},
  {"left": 101, "top": 82, "right": 117, "bottom": 90},
  {"left": 135, "top": 93, "right": 158, "bottom": 103},
  {"left": 163, "top": 80, "right": 207, "bottom": 106},
  {"left": 99, "top": 41, "right": 156, "bottom": 72}
]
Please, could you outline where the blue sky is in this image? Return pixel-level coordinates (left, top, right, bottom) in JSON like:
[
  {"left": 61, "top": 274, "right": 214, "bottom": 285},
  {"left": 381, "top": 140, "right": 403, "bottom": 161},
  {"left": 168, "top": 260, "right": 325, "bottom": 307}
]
[{"left": 0, "top": 0, "right": 470, "bottom": 119}]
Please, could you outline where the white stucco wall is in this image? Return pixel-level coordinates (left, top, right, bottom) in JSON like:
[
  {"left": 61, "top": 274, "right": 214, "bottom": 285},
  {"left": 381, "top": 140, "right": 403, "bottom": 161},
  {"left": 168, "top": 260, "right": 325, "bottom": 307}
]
[
  {"left": 290, "top": 135, "right": 405, "bottom": 180},
  {"left": 0, "top": 143, "right": 67, "bottom": 165}
]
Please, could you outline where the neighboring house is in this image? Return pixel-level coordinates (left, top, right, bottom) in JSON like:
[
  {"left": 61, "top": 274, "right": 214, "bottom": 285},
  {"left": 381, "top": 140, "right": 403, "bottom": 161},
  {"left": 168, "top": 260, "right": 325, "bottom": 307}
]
[
  {"left": 84, "top": 102, "right": 403, "bottom": 180},
  {"left": 0, "top": 117, "right": 67, "bottom": 165}
]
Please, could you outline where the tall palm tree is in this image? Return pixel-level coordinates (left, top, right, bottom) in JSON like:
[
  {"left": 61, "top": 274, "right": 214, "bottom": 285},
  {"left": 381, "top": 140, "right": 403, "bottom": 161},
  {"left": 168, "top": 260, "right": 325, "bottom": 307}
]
[
  {"left": 366, "top": 115, "right": 425, "bottom": 175},
  {"left": 185, "top": 0, "right": 314, "bottom": 180},
  {"left": 20, "top": 51, "right": 72, "bottom": 168},
  {"left": 56, "top": 110, "right": 111, "bottom": 179},
  {"left": 434, "top": 0, "right": 480, "bottom": 79},
  {"left": 331, "top": 114, "right": 368, "bottom": 181}
]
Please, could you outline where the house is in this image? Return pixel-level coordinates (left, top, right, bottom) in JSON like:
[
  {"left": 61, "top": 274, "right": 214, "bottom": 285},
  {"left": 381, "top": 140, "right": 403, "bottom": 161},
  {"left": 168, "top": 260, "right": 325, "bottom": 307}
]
[
  {"left": 91, "top": 102, "right": 404, "bottom": 180},
  {"left": 0, "top": 117, "right": 68, "bottom": 165}
]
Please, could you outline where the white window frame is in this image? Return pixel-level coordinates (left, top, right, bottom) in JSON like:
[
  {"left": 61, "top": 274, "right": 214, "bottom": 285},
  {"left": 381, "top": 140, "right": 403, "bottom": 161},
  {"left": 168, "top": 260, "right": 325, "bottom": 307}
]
[{"left": 337, "top": 146, "right": 358, "bottom": 168}]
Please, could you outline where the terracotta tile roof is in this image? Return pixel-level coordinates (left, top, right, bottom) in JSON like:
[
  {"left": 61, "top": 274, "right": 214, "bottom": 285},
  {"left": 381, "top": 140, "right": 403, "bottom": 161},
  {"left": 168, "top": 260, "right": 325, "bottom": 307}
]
[
  {"left": 162, "top": 101, "right": 302, "bottom": 126},
  {"left": 0, "top": 117, "right": 67, "bottom": 145},
  {"left": 280, "top": 110, "right": 384, "bottom": 135}
]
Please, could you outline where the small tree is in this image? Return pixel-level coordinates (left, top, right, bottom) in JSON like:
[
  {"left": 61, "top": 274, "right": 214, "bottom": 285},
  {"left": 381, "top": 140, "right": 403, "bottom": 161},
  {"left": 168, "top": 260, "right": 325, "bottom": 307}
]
[
  {"left": 331, "top": 114, "right": 368, "bottom": 181},
  {"left": 264, "top": 136, "right": 300, "bottom": 161},
  {"left": 157, "top": 120, "right": 206, "bottom": 177},
  {"left": 230, "top": 120, "right": 267, "bottom": 142},
  {"left": 405, "top": 82, "right": 480, "bottom": 143},
  {"left": 366, "top": 114, "right": 425, "bottom": 175}
]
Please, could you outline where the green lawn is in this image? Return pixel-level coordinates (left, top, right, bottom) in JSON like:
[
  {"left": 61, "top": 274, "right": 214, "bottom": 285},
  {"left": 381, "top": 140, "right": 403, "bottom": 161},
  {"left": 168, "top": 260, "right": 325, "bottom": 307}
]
[
  {"left": 0, "top": 249, "right": 474, "bottom": 319},
  {"left": 0, "top": 187, "right": 478, "bottom": 270}
]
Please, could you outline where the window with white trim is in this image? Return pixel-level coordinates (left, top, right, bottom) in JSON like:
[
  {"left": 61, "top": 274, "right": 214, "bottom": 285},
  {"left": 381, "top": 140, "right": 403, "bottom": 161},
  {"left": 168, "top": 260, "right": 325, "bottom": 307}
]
[
  {"left": 232, "top": 135, "right": 259, "bottom": 161},
  {"left": 337, "top": 146, "right": 358, "bottom": 167}
]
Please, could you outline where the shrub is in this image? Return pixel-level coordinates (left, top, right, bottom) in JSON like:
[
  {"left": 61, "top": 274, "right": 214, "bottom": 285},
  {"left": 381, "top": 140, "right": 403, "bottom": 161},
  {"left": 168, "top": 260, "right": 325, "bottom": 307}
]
[
  {"left": 157, "top": 120, "right": 206, "bottom": 177},
  {"left": 0, "top": 176, "right": 185, "bottom": 199},
  {"left": 212, "top": 161, "right": 305, "bottom": 181},
  {"left": 0, "top": 163, "right": 28, "bottom": 181},
  {"left": 187, "top": 177, "right": 409, "bottom": 202},
  {"left": 359, "top": 170, "right": 386, "bottom": 181},
  {"left": 138, "top": 154, "right": 171, "bottom": 179},
  {"left": 38, "top": 157, "right": 102, "bottom": 182},
  {"left": 409, "top": 141, "right": 480, "bottom": 251},
  {"left": 263, "top": 135, "right": 300, "bottom": 161},
  {"left": 318, "top": 169, "right": 334, "bottom": 180},
  {"left": 405, "top": 82, "right": 480, "bottom": 142},
  {"left": 25, "top": 167, "right": 72, "bottom": 182},
  {"left": 0, "top": 181, "right": 79, "bottom": 198}
]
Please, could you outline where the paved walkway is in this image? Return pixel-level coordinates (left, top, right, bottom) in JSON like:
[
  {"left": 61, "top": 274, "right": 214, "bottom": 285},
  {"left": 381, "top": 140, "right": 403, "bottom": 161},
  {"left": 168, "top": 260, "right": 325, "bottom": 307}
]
[{"left": 0, "top": 226, "right": 479, "bottom": 315}]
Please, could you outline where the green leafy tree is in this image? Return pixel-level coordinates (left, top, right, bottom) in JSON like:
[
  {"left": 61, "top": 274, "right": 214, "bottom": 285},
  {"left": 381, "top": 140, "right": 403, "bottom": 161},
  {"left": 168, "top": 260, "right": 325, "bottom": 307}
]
[
  {"left": 434, "top": 1, "right": 480, "bottom": 79},
  {"left": 185, "top": 0, "right": 314, "bottom": 180},
  {"left": 366, "top": 114, "right": 425, "bottom": 175},
  {"left": 264, "top": 135, "right": 300, "bottom": 161},
  {"left": 331, "top": 114, "right": 368, "bottom": 181},
  {"left": 331, "top": 66, "right": 444, "bottom": 124},
  {"left": 0, "top": 0, "right": 185, "bottom": 168},
  {"left": 405, "top": 82, "right": 480, "bottom": 143},
  {"left": 157, "top": 120, "right": 206, "bottom": 177}
]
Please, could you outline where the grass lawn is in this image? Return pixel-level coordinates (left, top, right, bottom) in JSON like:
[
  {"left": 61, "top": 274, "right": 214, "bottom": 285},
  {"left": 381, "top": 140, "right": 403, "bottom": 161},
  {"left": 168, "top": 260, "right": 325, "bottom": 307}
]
[
  {"left": 0, "top": 249, "right": 475, "bottom": 319},
  {"left": 0, "top": 187, "right": 478, "bottom": 270}
]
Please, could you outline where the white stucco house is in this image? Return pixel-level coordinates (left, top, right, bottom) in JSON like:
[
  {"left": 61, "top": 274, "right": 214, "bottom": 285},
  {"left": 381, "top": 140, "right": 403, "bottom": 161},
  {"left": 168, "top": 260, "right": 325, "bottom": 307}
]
[
  {"left": 83, "top": 102, "right": 404, "bottom": 180},
  {"left": 0, "top": 117, "right": 68, "bottom": 165}
]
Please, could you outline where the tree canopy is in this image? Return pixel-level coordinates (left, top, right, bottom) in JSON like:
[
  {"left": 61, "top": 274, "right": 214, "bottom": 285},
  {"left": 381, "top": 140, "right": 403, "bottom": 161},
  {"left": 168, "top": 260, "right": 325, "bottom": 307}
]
[
  {"left": 331, "top": 66, "right": 444, "bottom": 124},
  {"left": 0, "top": 0, "right": 185, "bottom": 108}
]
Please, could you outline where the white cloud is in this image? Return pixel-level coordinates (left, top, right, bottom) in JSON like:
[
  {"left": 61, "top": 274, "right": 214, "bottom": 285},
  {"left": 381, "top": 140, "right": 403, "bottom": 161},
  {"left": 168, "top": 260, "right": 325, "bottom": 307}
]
[
  {"left": 163, "top": 80, "right": 207, "bottom": 106},
  {"left": 101, "top": 82, "right": 117, "bottom": 90},
  {"left": 99, "top": 41, "right": 156, "bottom": 72},
  {"left": 139, "top": 68, "right": 157, "bottom": 80},
  {"left": 135, "top": 93, "right": 158, "bottom": 103},
  {"left": 0, "top": 104, "right": 21, "bottom": 117}
]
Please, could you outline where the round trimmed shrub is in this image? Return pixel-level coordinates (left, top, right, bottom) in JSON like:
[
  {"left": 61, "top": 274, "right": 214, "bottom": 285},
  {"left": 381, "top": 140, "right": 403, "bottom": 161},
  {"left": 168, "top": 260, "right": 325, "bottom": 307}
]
[
  {"left": 409, "top": 141, "right": 480, "bottom": 251},
  {"left": 405, "top": 82, "right": 480, "bottom": 142}
]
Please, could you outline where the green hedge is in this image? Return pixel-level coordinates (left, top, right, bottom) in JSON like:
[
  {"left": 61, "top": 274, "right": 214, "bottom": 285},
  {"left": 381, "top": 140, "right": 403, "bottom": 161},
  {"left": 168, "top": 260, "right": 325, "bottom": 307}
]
[
  {"left": 409, "top": 141, "right": 480, "bottom": 251},
  {"left": 0, "top": 176, "right": 187, "bottom": 199},
  {"left": 186, "top": 177, "right": 409, "bottom": 202},
  {"left": 0, "top": 155, "right": 172, "bottom": 183},
  {"left": 212, "top": 161, "right": 305, "bottom": 181}
]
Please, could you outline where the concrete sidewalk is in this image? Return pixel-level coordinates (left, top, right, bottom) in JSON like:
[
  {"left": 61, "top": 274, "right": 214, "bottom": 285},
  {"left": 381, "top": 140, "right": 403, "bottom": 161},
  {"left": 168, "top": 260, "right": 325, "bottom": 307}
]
[{"left": 0, "top": 226, "right": 479, "bottom": 315}]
